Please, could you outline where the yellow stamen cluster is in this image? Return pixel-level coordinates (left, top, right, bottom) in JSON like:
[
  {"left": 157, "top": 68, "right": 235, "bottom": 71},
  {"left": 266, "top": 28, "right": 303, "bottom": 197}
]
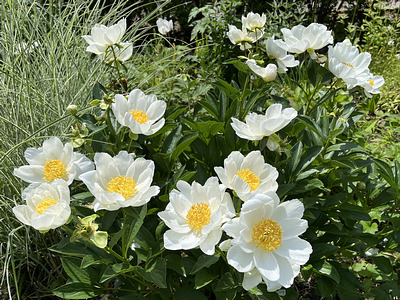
[
  {"left": 236, "top": 169, "right": 260, "bottom": 192},
  {"left": 43, "top": 159, "right": 66, "bottom": 182},
  {"left": 130, "top": 110, "right": 149, "bottom": 124},
  {"left": 252, "top": 218, "right": 283, "bottom": 252},
  {"left": 107, "top": 175, "right": 137, "bottom": 200},
  {"left": 342, "top": 62, "right": 355, "bottom": 69},
  {"left": 36, "top": 198, "right": 58, "bottom": 214},
  {"left": 186, "top": 202, "right": 212, "bottom": 231},
  {"left": 367, "top": 79, "right": 374, "bottom": 86}
]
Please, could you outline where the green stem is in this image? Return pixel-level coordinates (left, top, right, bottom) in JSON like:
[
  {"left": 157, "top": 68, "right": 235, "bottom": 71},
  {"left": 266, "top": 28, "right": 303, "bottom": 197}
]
[
  {"left": 122, "top": 209, "right": 127, "bottom": 259},
  {"left": 106, "top": 106, "right": 121, "bottom": 151},
  {"left": 110, "top": 45, "right": 122, "bottom": 80},
  {"left": 239, "top": 75, "right": 249, "bottom": 120}
]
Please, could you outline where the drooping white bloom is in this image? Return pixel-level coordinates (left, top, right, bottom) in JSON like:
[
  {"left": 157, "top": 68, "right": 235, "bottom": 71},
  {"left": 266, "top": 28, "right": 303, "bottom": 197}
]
[
  {"left": 13, "top": 137, "right": 94, "bottom": 185},
  {"left": 214, "top": 151, "right": 278, "bottom": 201},
  {"left": 328, "top": 40, "right": 372, "bottom": 89},
  {"left": 82, "top": 19, "right": 127, "bottom": 55},
  {"left": 359, "top": 73, "right": 385, "bottom": 98},
  {"left": 222, "top": 193, "right": 312, "bottom": 291},
  {"left": 242, "top": 12, "right": 266, "bottom": 31},
  {"left": 246, "top": 59, "right": 277, "bottom": 82},
  {"left": 13, "top": 179, "right": 71, "bottom": 231},
  {"left": 79, "top": 151, "right": 159, "bottom": 211},
  {"left": 264, "top": 37, "right": 299, "bottom": 73},
  {"left": 231, "top": 103, "right": 297, "bottom": 141},
  {"left": 156, "top": 18, "right": 173, "bottom": 35},
  {"left": 105, "top": 42, "right": 133, "bottom": 64},
  {"left": 158, "top": 177, "right": 235, "bottom": 255},
  {"left": 281, "top": 23, "right": 333, "bottom": 55},
  {"left": 227, "top": 25, "right": 261, "bottom": 50},
  {"left": 112, "top": 89, "right": 167, "bottom": 136}
]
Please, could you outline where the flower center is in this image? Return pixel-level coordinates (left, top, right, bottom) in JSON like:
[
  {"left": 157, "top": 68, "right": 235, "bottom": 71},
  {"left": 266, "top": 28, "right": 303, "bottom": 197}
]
[
  {"left": 252, "top": 218, "right": 283, "bottom": 252},
  {"left": 367, "top": 79, "right": 374, "bottom": 86},
  {"left": 36, "top": 198, "right": 58, "bottom": 214},
  {"left": 342, "top": 62, "right": 355, "bottom": 69},
  {"left": 130, "top": 110, "right": 149, "bottom": 124},
  {"left": 186, "top": 203, "right": 211, "bottom": 231},
  {"left": 236, "top": 169, "right": 260, "bottom": 192},
  {"left": 107, "top": 175, "right": 137, "bottom": 200},
  {"left": 43, "top": 159, "right": 66, "bottom": 182}
]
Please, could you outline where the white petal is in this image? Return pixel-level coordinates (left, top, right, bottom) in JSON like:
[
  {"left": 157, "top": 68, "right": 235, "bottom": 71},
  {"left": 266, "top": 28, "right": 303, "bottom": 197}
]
[
  {"left": 226, "top": 245, "right": 254, "bottom": 272},
  {"left": 254, "top": 249, "right": 280, "bottom": 281}
]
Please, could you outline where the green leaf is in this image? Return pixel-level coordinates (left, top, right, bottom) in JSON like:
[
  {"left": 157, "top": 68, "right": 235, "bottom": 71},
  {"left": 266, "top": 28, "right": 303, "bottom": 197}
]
[
  {"left": 92, "top": 81, "right": 107, "bottom": 100},
  {"left": 123, "top": 205, "right": 147, "bottom": 256},
  {"left": 53, "top": 282, "right": 102, "bottom": 299},
  {"left": 165, "top": 253, "right": 186, "bottom": 276},
  {"left": 195, "top": 269, "right": 216, "bottom": 289},
  {"left": 287, "top": 141, "right": 303, "bottom": 180},
  {"left": 165, "top": 106, "right": 186, "bottom": 120},
  {"left": 136, "top": 257, "right": 167, "bottom": 288},
  {"left": 175, "top": 287, "right": 208, "bottom": 300},
  {"left": 100, "top": 263, "right": 135, "bottom": 283},
  {"left": 80, "top": 255, "right": 112, "bottom": 268},
  {"left": 373, "top": 256, "right": 393, "bottom": 274},
  {"left": 373, "top": 158, "right": 398, "bottom": 191},
  {"left": 297, "top": 115, "right": 325, "bottom": 140},
  {"left": 61, "top": 257, "right": 92, "bottom": 284},
  {"left": 172, "top": 132, "right": 200, "bottom": 160},
  {"left": 190, "top": 253, "right": 220, "bottom": 274},
  {"left": 314, "top": 261, "right": 340, "bottom": 284},
  {"left": 316, "top": 276, "right": 336, "bottom": 298},
  {"left": 162, "top": 124, "right": 182, "bottom": 153},
  {"left": 294, "top": 146, "right": 323, "bottom": 176},
  {"left": 215, "top": 272, "right": 238, "bottom": 291}
]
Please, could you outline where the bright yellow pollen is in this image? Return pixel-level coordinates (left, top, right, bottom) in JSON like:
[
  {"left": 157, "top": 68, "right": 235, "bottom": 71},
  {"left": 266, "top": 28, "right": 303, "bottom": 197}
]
[
  {"left": 186, "top": 203, "right": 211, "bottom": 231},
  {"left": 252, "top": 218, "right": 283, "bottom": 252},
  {"left": 236, "top": 169, "right": 260, "bottom": 192},
  {"left": 36, "top": 198, "right": 58, "bottom": 214},
  {"left": 43, "top": 159, "right": 66, "bottom": 182},
  {"left": 367, "top": 79, "right": 374, "bottom": 86},
  {"left": 107, "top": 175, "right": 137, "bottom": 200},
  {"left": 342, "top": 62, "right": 355, "bottom": 69},
  {"left": 130, "top": 110, "right": 149, "bottom": 124}
]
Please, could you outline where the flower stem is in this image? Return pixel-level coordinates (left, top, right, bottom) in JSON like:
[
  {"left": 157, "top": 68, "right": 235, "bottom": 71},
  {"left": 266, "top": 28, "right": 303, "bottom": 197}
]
[{"left": 106, "top": 106, "right": 121, "bottom": 151}]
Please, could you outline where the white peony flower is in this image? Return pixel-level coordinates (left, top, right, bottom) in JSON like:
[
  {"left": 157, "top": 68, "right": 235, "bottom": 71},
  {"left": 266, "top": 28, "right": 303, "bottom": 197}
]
[
  {"left": 214, "top": 151, "right": 278, "bottom": 201},
  {"left": 328, "top": 41, "right": 371, "bottom": 89},
  {"left": 231, "top": 103, "right": 297, "bottom": 141},
  {"left": 82, "top": 19, "right": 127, "bottom": 55},
  {"left": 242, "top": 12, "right": 266, "bottom": 31},
  {"left": 264, "top": 37, "right": 299, "bottom": 73},
  {"left": 13, "top": 137, "right": 94, "bottom": 185},
  {"left": 13, "top": 179, "right": 71, "bottom": 231},
  {"left": 281, "top": 23, "right": 333, "bottom": 55},
  {"left": 112, "top": 89, "right": 167, "bottom": 136},
  {"left": 105, "top": 42, "right": 133, "bottom": 64},
  {"left": 227, "top": 25, "right": 261, "bottom": 50},
  {"left": 246, "top": 59, "right": 277, "bottom": 82},
  {"left": 222, "top": 193, "right": 312, "bottom": 291},
  {"left": 79, "top": 151, "right": 159, "bottom": 211},
  {"left": 158, "top": 177, "right": 235, "bottom": 255},
  {"left": 156, "top": 18, "right": 173, "bottom": 35},
  {"left": 359, "top": 73, "right": 385, "bottom": 98}
]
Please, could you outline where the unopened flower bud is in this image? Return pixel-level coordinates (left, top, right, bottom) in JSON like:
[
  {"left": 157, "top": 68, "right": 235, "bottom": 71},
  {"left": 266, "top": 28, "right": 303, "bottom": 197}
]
[{"left": 67, "top": 104, "right": 78, "bottom": 115}]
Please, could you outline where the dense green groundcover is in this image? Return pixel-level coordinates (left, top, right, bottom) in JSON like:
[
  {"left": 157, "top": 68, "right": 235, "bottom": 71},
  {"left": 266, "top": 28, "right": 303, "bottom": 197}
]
[{"left": 1, "top": 0, "right": 400, "bottom": 299}]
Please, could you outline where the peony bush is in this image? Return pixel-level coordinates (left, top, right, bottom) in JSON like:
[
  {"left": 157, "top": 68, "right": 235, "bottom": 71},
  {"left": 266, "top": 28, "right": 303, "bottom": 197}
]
[{"left": 10, "top": 9, "right": 400, "bottom": 300}]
